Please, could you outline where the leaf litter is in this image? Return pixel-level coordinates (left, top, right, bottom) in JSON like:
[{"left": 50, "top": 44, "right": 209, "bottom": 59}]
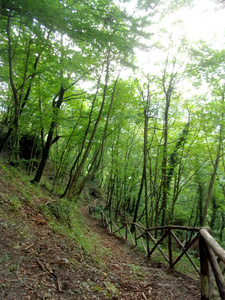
[{"left": 0, "top": 164, "right": 200, "bottom": 299}]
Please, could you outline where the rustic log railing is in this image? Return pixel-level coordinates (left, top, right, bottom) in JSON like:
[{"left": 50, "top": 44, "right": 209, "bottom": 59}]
[{"left": 99, "top": 211, "right": 225, "bottom": 300}]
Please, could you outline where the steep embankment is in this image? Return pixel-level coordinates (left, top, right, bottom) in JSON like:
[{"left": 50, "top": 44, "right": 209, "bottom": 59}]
[{"left": 0, "top": 160, "right": 200, "bottom": 299}]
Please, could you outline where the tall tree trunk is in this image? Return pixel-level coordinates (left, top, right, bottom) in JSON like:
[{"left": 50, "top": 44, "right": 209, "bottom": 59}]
[
  {"left": 51, "top": 114, "right": 82, "bottom": 194},
  {"left": 0, "top": 17, "right": 45, "bottom": 154},
  {"left": 61, "top": 66, "right": 104, "bottom": 198},
  {"left": 161, "top": 57, "right": 177, "bottom": 226},
  {"left": 131, "top": 79, "right": 151, "bottom": 230},
  {"left": 143, "top": 84, "right": 150, "bottom": 228},
  {"left": 0, "top": 13, "right": 19, "bottom": 155},
  {"left": 67, "top": 53, "right": 110, "bottom": 200},
  {"left": 202, "top": 144, "right": 221, "bottom": 226},
  {"left": 202, "top": 92, "right": 224, "bottom": 225},
  {"left": 31, "top": 86, "right": 65, "bottom": 183},
  {"left": 131, "top": 169, "right": 144, "bottom": 232},
  {"left": 74, "top": 67, "right": 122, "bottom": 196}
]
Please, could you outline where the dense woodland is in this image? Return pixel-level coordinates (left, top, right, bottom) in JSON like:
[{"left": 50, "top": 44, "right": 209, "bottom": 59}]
[{"left": 1, "top": 0, "right": 225, "bottom": 245}]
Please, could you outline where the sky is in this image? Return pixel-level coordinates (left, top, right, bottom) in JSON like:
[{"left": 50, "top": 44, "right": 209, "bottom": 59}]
[
  {"left": 120, "top": 0, "right": 225, "bottom": 103},
  {"left": 134, "top": 0, "right": 225, "bottom": 74},
  {"left": 166, "top": 0, "right": 225, "bottom": 46}
]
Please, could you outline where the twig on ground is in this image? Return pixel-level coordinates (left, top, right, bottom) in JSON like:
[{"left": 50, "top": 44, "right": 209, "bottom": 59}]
[
  {"left": 23, "top": 243, "right": 35, "bottom": 251},
  {"left": 142, "top": 292, "right": 148, "bottom": 299},
  {"left": 36, "top": 258, "right": 62, "bottom": 293},
  {"left": 16, "top": 257, "right": 34, "bottom": 290}
]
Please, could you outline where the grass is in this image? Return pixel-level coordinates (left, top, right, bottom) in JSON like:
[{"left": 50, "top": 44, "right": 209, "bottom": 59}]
[
  {"left": 0, "top": 158, "right": 200, "bottom": 282},
  {"left": 0, "top": 159, "right": 108, "bottom": 268},
  {"left": 41, "top": 197, "right": 109, "bottom": 266}
]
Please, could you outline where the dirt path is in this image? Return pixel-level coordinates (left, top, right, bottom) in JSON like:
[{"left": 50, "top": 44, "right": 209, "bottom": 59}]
[
  {"left": 0, "top": 204, "right": 200, "bottom": 300},
  {"left": 82, "top": 208, "right": 200, "bottom": 299},
  {"left": 0, "top": 160, "right": 200, "bottom": 299},
  {"left": 0, "top": 202, "right": 201, "bottom": 300}
]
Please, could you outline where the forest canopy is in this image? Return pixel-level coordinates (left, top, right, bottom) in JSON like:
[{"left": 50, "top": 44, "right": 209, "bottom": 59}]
[{"left": 0, "top": 0, "right": 225, "bottom": 243}]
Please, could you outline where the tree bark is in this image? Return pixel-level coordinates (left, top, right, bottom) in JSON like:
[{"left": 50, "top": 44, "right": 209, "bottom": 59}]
[
  {"left": 202, "top": 93, "right": 224, "bottom": 226},
  {"left": 31, "top": 85, "right": 65, "bottom": 183},
  {"left": 74, "top": 67, "right": 122, "bottom": 196},
  {"left": 161, "top": 61, "right": 175, "bottom": 226},
  {"left": 0, "top": 18, "right": 45, "bottom": 154},
  {"left": 61, "top": 66, "right": 104, "bottom": 198},
  {"left": 67, "top": 53, "right": 110, "bottom": 200},
  {"left": 0, "top": 13, "right": 19, "bottom": 155}
]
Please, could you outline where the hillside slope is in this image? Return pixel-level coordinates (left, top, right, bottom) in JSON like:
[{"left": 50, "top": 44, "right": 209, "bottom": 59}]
[{"left": 0, "top": 160, "right": 200, "bottom": 299}]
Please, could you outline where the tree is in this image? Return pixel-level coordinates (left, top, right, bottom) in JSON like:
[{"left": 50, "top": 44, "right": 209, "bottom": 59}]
[
  {"left": 187, "top": 46, "right": 225, "bottom": 226},
  {"left": 0, "top": 0, "right": 151, "bottom": 185},
  {"left": 131, "top": 78, "right": 151, "bottom": 228}
]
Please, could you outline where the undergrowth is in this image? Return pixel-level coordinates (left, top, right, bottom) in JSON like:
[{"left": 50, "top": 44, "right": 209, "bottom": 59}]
[
  {"left": 0, "top": 159, "right": 108, "bottom": 267},
  {"left": 41, "top": 198, "right": 109, "bottom": 265},
  {"left": 0, "top": 158, "right": 199, "bottom": 282}
]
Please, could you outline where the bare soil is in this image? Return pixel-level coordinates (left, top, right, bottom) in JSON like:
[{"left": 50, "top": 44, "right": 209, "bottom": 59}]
[{"left": 0, "top": 163, "right": 200, "bottom": 299}]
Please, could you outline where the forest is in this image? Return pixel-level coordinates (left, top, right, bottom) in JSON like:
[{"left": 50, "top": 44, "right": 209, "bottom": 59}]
[{"left": 1, "top": 0, "right": 225, "bottom": 246}]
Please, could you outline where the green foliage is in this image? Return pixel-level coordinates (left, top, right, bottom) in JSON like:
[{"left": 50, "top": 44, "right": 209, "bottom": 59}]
[
  {"left": 41, "top": 198, "right": 108, "bottom": 264},
  {"left": 9, "top": 196, "right": 22, "bottom": 211},
  {"left": 1, "top": 0, "right": 225, "bottom": 256},
  {"left": 0, "top": 254, "right": 9, "bottom": 264},
  {"left": 92, "top": 282, "right": 119, "bottom": 298}
]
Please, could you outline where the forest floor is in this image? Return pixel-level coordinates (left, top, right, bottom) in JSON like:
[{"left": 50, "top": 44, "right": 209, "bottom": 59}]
[{"left": 0, "top": 161, "right": 201, "bottom": 299}]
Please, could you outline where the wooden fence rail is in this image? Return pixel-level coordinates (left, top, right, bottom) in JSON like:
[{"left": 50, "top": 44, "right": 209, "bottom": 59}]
[{"left": 99, "top": 211, "right": 225, "bottom": 300}]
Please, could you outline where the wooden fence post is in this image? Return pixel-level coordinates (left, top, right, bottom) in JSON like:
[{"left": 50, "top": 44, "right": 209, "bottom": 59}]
[
  {"left": 205, "top": 243, "right": 225, "bottom": 299},
  {"left": 168, "top": 228, "right": 173, "bottom": 267},
  {"left": 199, "top": 235, "right": 210, "bottom": 300},
  {"left": 97, "top": 216, "right": 225, "bottom": 298}
]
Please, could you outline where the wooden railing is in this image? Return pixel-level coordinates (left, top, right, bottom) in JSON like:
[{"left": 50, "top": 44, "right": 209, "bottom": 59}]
[{"left": 99, "top": 211, "right": 225, "bottom": 300}]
